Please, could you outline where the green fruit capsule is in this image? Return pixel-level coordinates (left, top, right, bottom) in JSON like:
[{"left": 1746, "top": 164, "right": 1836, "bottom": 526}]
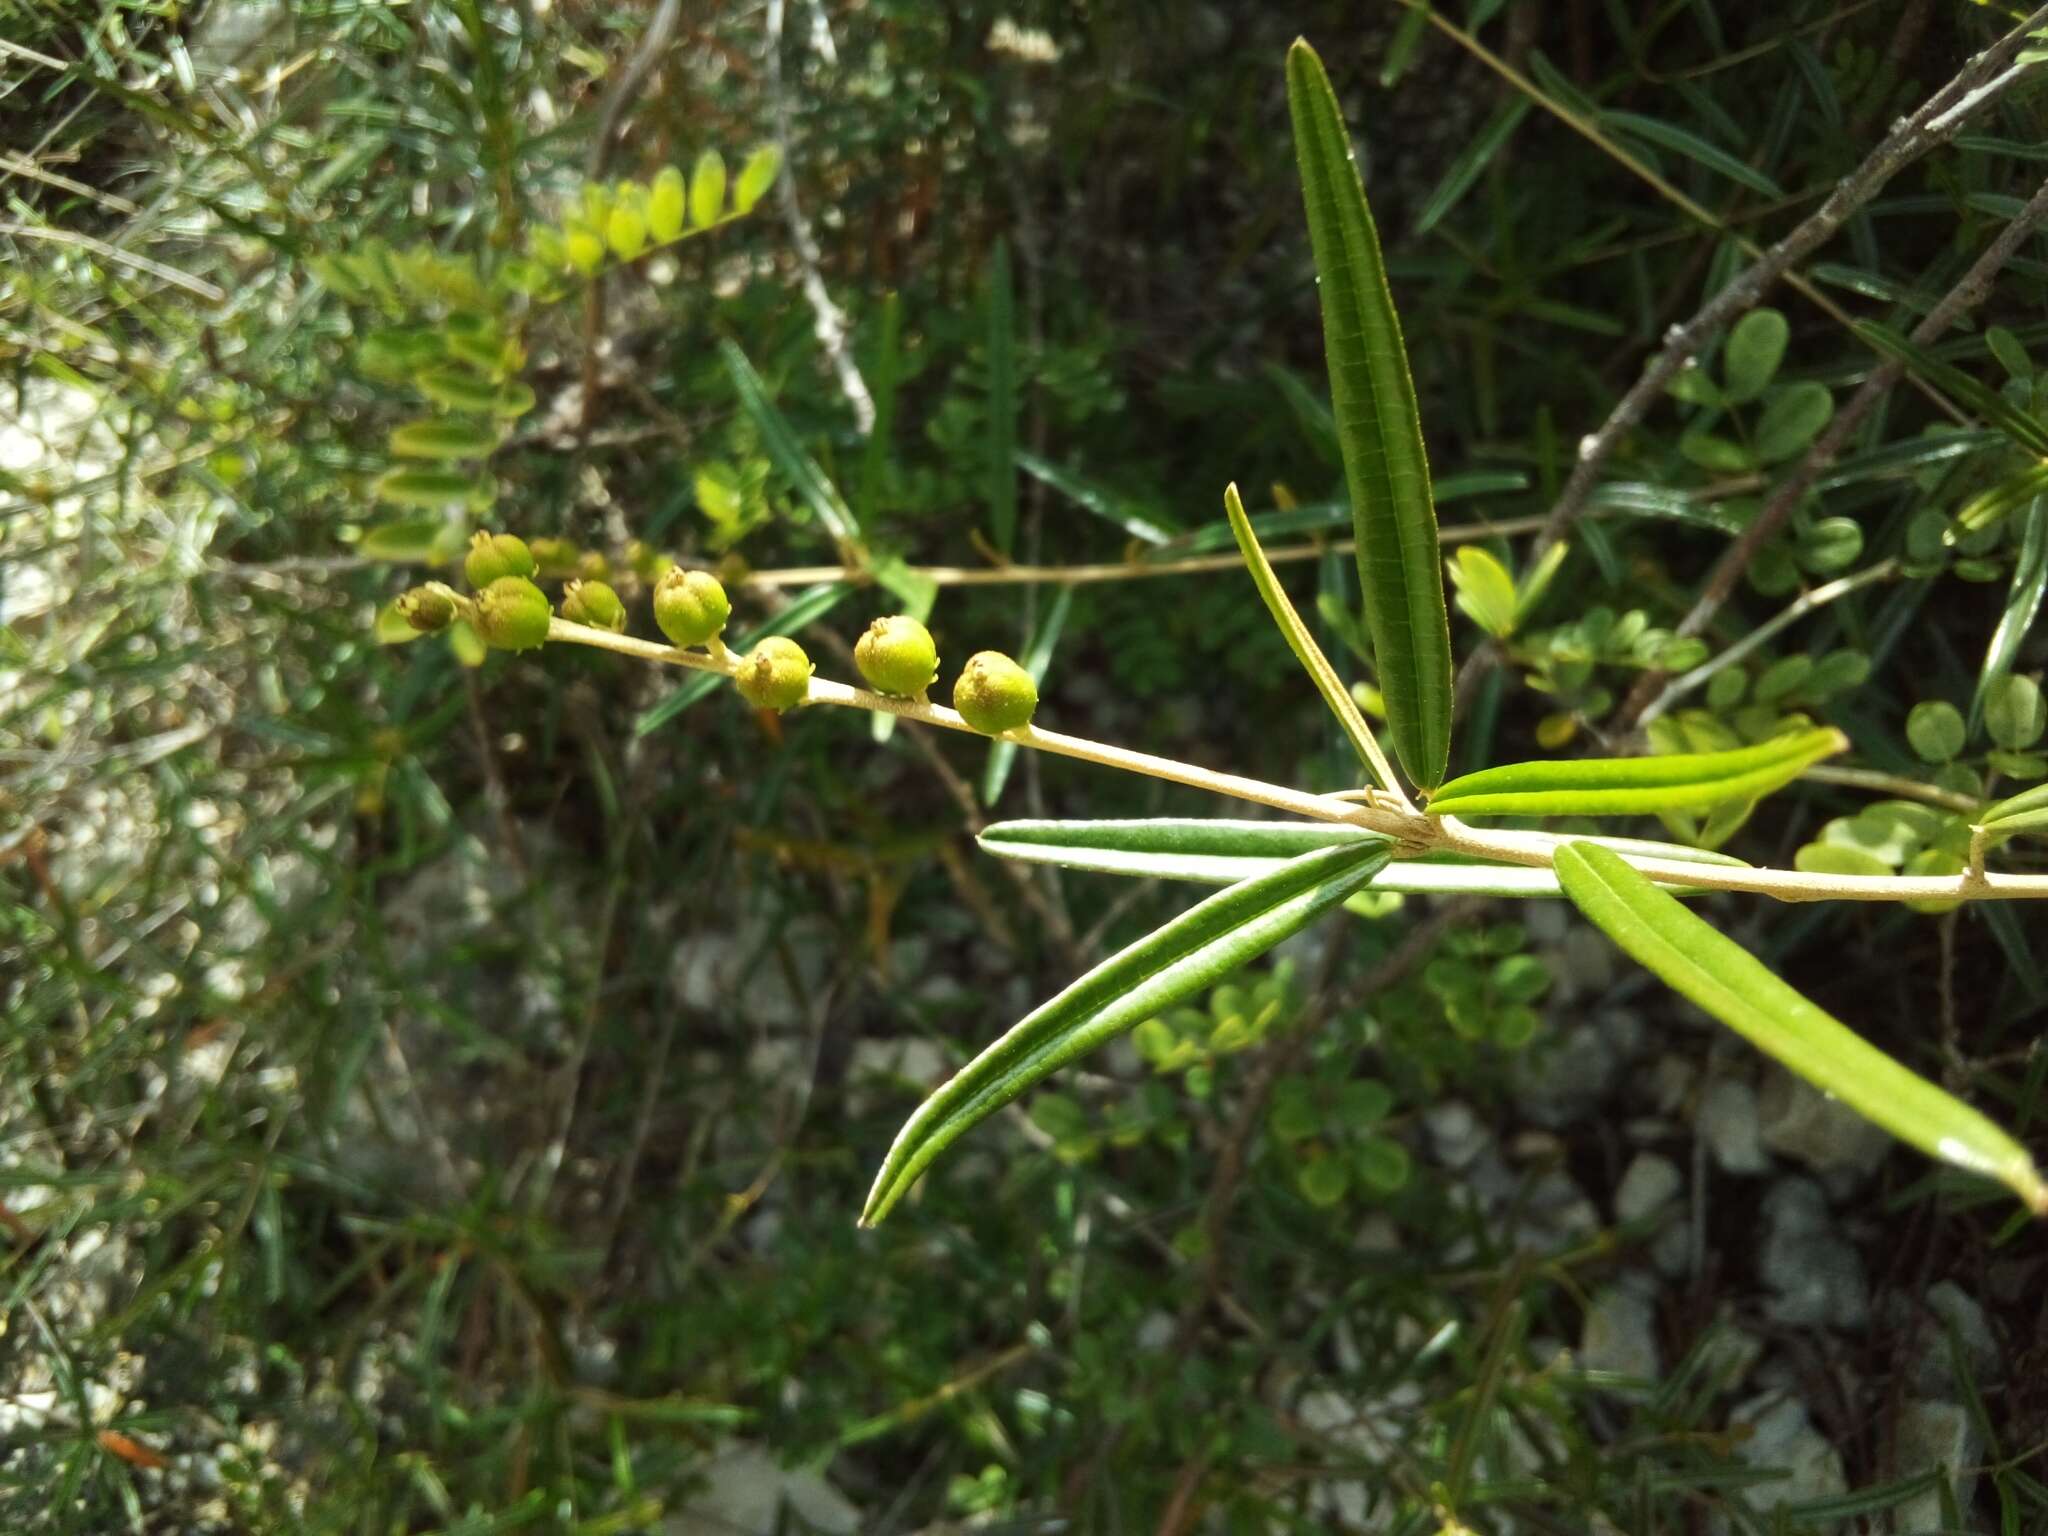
[
  {"left": 396, "top": 584, "right": 457, "bottom": 633},
  {"left": 735, "top": 636, "right": 813, "bottom": 712},
  {"left": 953, "top": 651, "right": 1038, "bottom": 734},
  {"left": 473, "top": 576, "right": 552, "bottom": 651},
  {"left": 560, "top": 579, "right": 627, "bottom": 633},
  {"left": 527, "top": 537, "right": 581, "bottom": 578},
  {"left": 653, "top": 568, "right": 731, "bottom": 648},
  {"left": 854, "top": 614, "right": 939, "bottom": 697},
  {"left": 464, "top": 531, "right": 537, "bottom": 589}
]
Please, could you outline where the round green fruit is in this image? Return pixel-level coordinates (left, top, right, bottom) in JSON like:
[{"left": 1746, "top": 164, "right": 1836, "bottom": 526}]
[
  {"left": 953, "top": 650, "right": 1037, "bottom": 734},
  {"left": 654, "top": 568, "right": 731, "bottom": 648},
  {"left": 464, "top": 531, "right": 536, "bottom": 589},
  {"left": 734, "top": 636, "right": 813, "bottom": 712},
  {"left": 854, "top": 614, "right": 939, "bottom": 697},
  {"left": 473, "top": 576, "right": 552, "bottom": 651}
]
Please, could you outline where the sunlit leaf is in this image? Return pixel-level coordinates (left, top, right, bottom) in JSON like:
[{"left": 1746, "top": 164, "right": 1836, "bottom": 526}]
[
  {"left": 689, "top": 149, "right": 727, "bottom": 228},
  {"left": 1287, "top": 39, "right": 1452, "bottom": 789},
  {"left": 1554, "top": 842, "right": 2046, "bottom": 1216},
  {"left": 1225, "top": 483, "right": 1397, "bottom": 791},
  {"left": 1425, "top": 727, "right": 1844, "bottom": 817},
  {"left": 1974, "top": 495, "right": 2048, "bottom": 725},
  {"left": 719, "top": 339, "right": 861, "bottom": 543}
]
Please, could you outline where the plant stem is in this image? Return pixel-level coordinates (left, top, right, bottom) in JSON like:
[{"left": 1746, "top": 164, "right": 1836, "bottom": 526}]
[{"left": 545, "top": 618, "right": 2048, "bottom": 902}]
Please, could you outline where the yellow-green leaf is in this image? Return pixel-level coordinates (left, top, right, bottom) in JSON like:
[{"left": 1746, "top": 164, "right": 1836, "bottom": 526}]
[
  {"left": 1425, "top": 727, "right": 1844, "bottom": 818},
  {"left": 1555, "top": 841, "right": 2046, "bottom": 1216},
  {"left": 733, "top": 144, "right": 782, "bottom": 214},
  {"left": 689, "top": 149, "right": 727, "bottom": 228}
]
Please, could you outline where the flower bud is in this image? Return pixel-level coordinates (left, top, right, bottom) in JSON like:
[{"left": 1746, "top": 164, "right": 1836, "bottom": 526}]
[
  {"left": 653, "top": 568, "right": 731, "bottom": 648},
  {"left": 396, "top": 584, "right": 457, "bottom": 633},
  {"left": 464, "top": 531, "right": 536, "bottom": 589},
  {"left": 577, "top": 549, "right": 611, "bottom": 582},
  {"left": 953, "top": 650, "right": 1037, "bottom": 734},
  {"left": 626, "top": 539, "right": 674, "bottom": 583},
  {"left": 473, "top": 576, "right": 552, "bottom": 651},
  {"left": 854, "top": 614, "right": 939, "bottom": 697},
  {"left": 734, "top": 636, "right": 813, "bottom": 712},
  {"left": 560, "top": 579, "right": 627, "bottom": 633}
]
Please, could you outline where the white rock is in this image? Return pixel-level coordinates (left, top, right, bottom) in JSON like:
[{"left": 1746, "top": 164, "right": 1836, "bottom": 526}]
[
  {"left": 1728, "top": 1391, "right": 1847, "bottom": 1519},
  {"left": 665, "top": 1442, "right": 859, "bottom": 1534},
  {"left": 1424, "top": 1100, "right": 1489, "bottom": 1170},
  {"left": 1616, "top": 1153, "right": 1684, "bottom": 1224},
  {"left": 1758, "top": 1068, "right": 1890, "bottom": 1185},
  {"left": 1516, "top": 1022, "right": 1617, "bottom": 1128},
  {"left": 1581, "top": 1277, "right": 1661, "bottom": 1383},
  {"left": 1759, "top": 1178, "right": 1868, "bottom": 1330},
  {"left": 1888, "top": 1399, "right": 1982, "bottom": 1536},
  {"left": 1698, "top": 1078, "right": 1770, "bottom": 1175}
]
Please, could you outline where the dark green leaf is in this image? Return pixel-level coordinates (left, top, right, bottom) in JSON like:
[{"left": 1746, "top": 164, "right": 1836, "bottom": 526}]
[
  {"left": 1287, "top": 39, "right": 1453, "bottom": 789},
  {"left": 1975, "top": 496, "right": 2048, "bottom": 724},
  {"left": 987, "top": 240, "right": 1016, "bottom": 555},
  {"left": 983, "top": 586, "right": 1074, "bottom": 806},
  {"left": 1019, "top": 453, "right": 1177, "bottom": 546},
  {"left": 720, "top": 339, "right": 861, "bottom": 544},
  {"left": 1856, "top": 321, "right": 2048, "bottom": 457},
  {"left": 861, "top": 838, "right": 1394, "bottom": 1223},
  {"left": 1604, "top": 110, "right": 1784, "bottom": 197}
]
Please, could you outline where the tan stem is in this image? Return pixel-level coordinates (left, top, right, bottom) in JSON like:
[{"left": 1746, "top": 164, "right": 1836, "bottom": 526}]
[{"left": 546, "top": 618, "right": 2048, "bottom": 902}]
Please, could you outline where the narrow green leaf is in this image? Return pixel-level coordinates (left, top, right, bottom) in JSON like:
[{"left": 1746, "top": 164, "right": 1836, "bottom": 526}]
[
  {"left": 1287, "top": 39, "right": 1453, "bottom": 789},
  {"left": 689, "top": 149, "right": 727, "bottom": 228},
  {"left": 1149, "top": 471, "right": 1526, "bottom": 559},
  {"left": 388, "top": 417, "right": 503, "bottom": 460},
  {"left": 987, "top": 241, "right": 1017, "bottom": 556},
  {"left": 1603, "top": 110, "right": 1783, "bottom": 197},
  {"left": 1974, "top": 499, "right": 2048, "bottom": 729},
  {"left": 632, "top": 583, "right": 852, "bottom": 736},
  {"left": 1584, "top": 481, "right": 1745, "bottom": 534},
  {"left": 1951, "top": 463, "right": 2048, "bottom": 538},
  {"left": 1019, "top": 453, "right": 1178, "bottom": 546},
  {"left": 1554, "top": 842, "right": 2047, "bottom": 1216},
  {"left": 1512, "top": 539, "right": 1570, "bottom": 629},
  {"left": 1415, "top": 96, "right": 1531, "bottom": 235},
  {"left": 978, "top": 817, "right": 1742, "bottom": 897},
  {"left": 374, "top": 598, "right": 428, "bottom": 644},
  {"left": 856, "top": 290, "right": 902, "bottom": 525},
  {"left": 1225, "top": 483, "right": 1399, "bottom": 793},
  {"left": 983, "top": 586, "right": 1074, "bottom": 806},
  {"left": 1856, "top": 321, "right": 2048, "bottom": 457},
  {"left": 719, "top": 339, "right": 861, "bottom": 544},
  {"left": 1425, "top": 727, "right": 1845, "bottom": 817},
  {"left": 860, "top": 838, "right": 1393, "bottom": 1225},
  {"left": 1978, "top": 782, "right": 2048, "bottom": 847}
]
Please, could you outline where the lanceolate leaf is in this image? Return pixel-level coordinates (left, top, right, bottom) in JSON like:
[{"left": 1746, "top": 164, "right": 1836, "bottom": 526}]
[
  {"left": 719, "top": 339, "right": 861, "bottom": 544},
  {"left": 1286, "top": 39, "right": 1453, "bottom": 789},
  {"left": 1855, "top": 321, "right": 2048, "bottom": 457},
  {"left": 1976, "top": 782, "right": 2048, "bottom": 848},
  {"left": 979, "top": 818, "right": 1745, "bottom": 896},
  {"left": 1225, "top": 483, "right": 1399, "bottom": 793},
  {"left": 1425, "top": 727, "right": 1845, "bottom": 818},
  {"left": 1554, "top": 842, "right": 2047, "bottom": 1216},
  {"left": 860, "top": 839, "right": 1393, "bottom": 1225},
  {"left": 1974, "top": 495, "right": 2048, "bottom": 726}
]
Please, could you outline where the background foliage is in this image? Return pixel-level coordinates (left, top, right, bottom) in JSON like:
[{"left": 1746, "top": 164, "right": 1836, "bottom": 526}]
[{"left": 5, "top": 1, "right": 2048, "bottom": 1531}]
